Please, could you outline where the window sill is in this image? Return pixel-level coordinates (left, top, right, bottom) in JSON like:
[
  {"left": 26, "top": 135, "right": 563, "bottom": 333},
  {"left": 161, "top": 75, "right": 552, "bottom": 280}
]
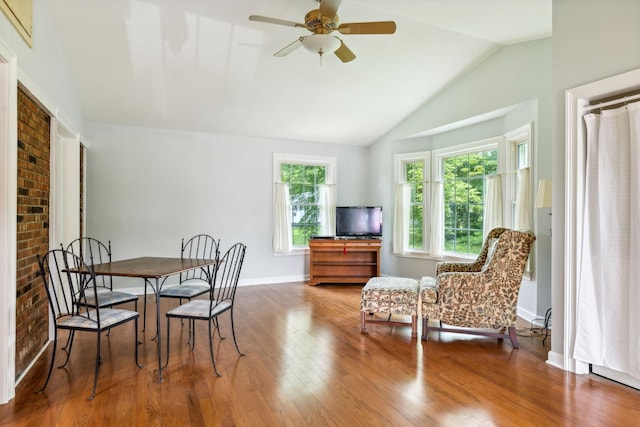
[
  {"left": 273, "top": 247, "right": 309, "bottom": 256},
  {"left": 395, "top": 252, "right": 474, "bottom": 263}
]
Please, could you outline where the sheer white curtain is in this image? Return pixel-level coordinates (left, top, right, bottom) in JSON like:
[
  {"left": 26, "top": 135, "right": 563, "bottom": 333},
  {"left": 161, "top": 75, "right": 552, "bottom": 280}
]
[
  {"left": 393, "top": 183, "right": 410, "bottom": 254},
  {"left": 318, "top": 184, "right": 336, "bottom": 236},
  {"left": 574, "top": 102, "right": 640, "bottom": 380},
  {"left": 483, "top": 174, "right": 503, "bottom": 238},
  {"left": 429, "top": 181, "right": 444, "bottom": 257},
  {"left": 273, "top": 182, "right": 292, "bottom": 254},
  {"left": 514, "top": 167, "right": 531, "bottom": 230}
]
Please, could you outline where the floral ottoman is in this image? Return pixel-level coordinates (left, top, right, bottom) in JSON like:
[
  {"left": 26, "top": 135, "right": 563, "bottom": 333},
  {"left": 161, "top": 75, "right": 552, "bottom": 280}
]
[{"left": 360, "top": 276, "right": 420, "bottom": 338}]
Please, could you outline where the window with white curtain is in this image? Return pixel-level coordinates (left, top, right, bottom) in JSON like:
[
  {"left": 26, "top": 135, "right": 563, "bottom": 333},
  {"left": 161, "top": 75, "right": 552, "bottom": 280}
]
[
  {"left": 394, "top": 124, "right": 533, "bottom": 260},
  {"left": 506, "top": 124, "right": 532, "bottom": 231},
  {"left": 435, "top": 138, "right": 500, "bottom": 257},
  {"left": 394, "top": 152, "right": 430, "bottom": 254},
  {"left": 273, "top": 153, "right": 336, "bottom": 253}
]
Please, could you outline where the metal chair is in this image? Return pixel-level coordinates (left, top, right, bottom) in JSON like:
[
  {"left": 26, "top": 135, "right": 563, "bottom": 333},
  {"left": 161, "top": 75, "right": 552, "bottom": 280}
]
[
  {"left": 65, "top": 237, "right": 139, "bottom": 312},
  {"left": 158, "top": 234, "right": 220, "bottom": 302},
  {"left": 145, "top": 234, "right": 219, "bottom": 332},
  {"left": 165, "top": 242, "right": 246, "bottom": 376},
  {"left": 36, "top": 249, "right": 142, "bottom": 400}
]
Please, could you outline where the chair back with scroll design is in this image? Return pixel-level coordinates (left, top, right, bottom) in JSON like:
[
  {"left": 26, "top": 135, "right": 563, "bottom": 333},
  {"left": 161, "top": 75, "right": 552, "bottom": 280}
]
[
  {"left": 65, "top": 237, "right": 138, "bottom": 311},
  {"left": 37, "top": 249, "right": 141, "bottom": 400},
  {"left": 159, "top": 234, "right": 220, "bottom": 301}
]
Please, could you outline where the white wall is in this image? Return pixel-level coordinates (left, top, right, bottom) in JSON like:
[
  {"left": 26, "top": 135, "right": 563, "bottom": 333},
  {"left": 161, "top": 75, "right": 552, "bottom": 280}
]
[
  {"left": 551, "top": 0, "right": 640, "bottom": 367},
  {"left": 369, "top": 38, "right": 552, "bottom": 322},
  {"left": 0, "top": 0, "right": 83, "bottom": 127},
  {"left": 83, "top": 123, "right": 370, "bottom": 289},
  {"left": 0, "top": 0, "right": 84, "bottom": 403}
]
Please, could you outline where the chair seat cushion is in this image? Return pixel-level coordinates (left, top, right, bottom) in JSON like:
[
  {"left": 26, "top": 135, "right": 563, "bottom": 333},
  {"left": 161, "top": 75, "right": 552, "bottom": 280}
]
[
  {"left": 83, "top": 290, "right": 138, "bottom": 308},
  {"left": 160, "top": 281, "right": 210, "bottom": 298},
  {"left": 166, "top": 299, "right": 231, "bottom": 319},
  {"left": 360, "top": 276, "right": 419, "bottom": 315},
  {"left": 59, "top": 308, "right": 139, "bottom": 330}
]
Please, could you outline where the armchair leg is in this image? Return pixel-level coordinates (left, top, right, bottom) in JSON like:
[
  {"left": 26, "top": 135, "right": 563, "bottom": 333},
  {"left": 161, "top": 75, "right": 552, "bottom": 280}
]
[
  {"left": 411, "top": 315, "right": 417, "bottom": 338},
  {"left": 360, "top": 312, "right": 367, "bottom": 334},
  {"left": 508, "top": 326, "right": 519, "bottom": 349},
  {"left": 421, "top": 318, "right": 429, "bottom": 341}
]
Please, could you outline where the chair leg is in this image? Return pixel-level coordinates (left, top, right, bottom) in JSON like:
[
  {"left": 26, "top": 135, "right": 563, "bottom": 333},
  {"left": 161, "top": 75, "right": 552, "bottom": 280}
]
[
  {"left": 151, "top": 293, "right": 160, "bottom": 342},
  {"left": 143, "top": 282, "right": 148, "bottom": 332},
  {"left": 89, "top": 332, "right": 101, "bottom": 400},
  {"left": 190, "top": 320, "right": 196, "bottom": 351},
  {"left": 360, "top": 312, "right": 367, "bottom": 334},
  {"left": 228, "top": 309, "right": 245, "bottom": 356},
  {"left": 36, "top": 329, "right": 58, "bottom": 395},
  {"left": 508, "top": 326, "right": 520, "bottom": 349},
  {"left": 213, "top": 317, "right": 224, "bottom": 340},
  {"left": 106, "top": 309, "right": 113, "bottom": 338},
  {"left": 421, "top": 318, "right": 429, "bottom": 341},
  {"left": 133, "top": 299, "right": 142, "bottom": 344},
  {"left": 134, "top": 318, "right": 143, "bottom": 368},
  {"left": 207, "top": 319, "right": 221, "bottom": 377},
  {"left": 61, "top": 330, "right": 73, "bottom": 351},
  {"left": 164, "top": 318, "right": 171, "bottom": 369},
  {"left": 181, "top": 298, "right": 186, "bottom": 329},
  {"left": 60, "top": 330, "right": 76, "bottom": 368}
]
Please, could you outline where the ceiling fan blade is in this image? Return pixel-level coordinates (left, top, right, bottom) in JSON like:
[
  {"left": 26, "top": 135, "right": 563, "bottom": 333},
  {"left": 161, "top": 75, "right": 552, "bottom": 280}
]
[
  {"left": 337, "top": 21, "right": 397, "bottom": 35},
  {"left": 334, "top": 40, "right": 355, "bottom": 63},
  {"left": 249, "top": 15, "right": 309, "bottom": 30},
  {"left": 318, "top": 0, "right": 342, "bottom": 21},
  {"left": 274, "top": 37, "right": 304, "bottom": 57}
]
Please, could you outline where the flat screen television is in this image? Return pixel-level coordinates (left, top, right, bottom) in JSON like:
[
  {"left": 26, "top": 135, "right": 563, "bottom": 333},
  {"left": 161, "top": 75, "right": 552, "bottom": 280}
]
[{"left": 335, "top": 206, "right": 382, "bottom": 238}]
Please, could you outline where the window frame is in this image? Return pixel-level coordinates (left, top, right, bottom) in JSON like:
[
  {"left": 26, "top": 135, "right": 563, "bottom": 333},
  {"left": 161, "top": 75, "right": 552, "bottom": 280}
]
[
  {"left": 505, "top": 123, "right": 533, "bottom": 230},
  {"left": 433, "top": 137, "right": 502, "bottom": 259},
  {"left": 394, "top": 151, "right": 431, "bottom": 256},
  {"left": 273, "top": 153, "right": 337, "bottom": 255},
  {"left": 394, "top": 123, "right": 534, "bottom": 261},
  {"left": 505, "top": 123, "right": 534, "bottom": 278}
]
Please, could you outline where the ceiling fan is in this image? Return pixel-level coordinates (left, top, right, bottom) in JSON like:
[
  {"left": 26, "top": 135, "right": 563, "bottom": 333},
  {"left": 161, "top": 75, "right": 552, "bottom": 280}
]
[{"left": 249, "top": 0, "right": 396, "bottom": 63}]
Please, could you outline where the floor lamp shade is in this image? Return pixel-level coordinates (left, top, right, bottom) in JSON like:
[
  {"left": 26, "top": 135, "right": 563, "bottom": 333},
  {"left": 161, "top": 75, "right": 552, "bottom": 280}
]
[{"left": 535, "top": 179, "right": 552, "bottom": 209}]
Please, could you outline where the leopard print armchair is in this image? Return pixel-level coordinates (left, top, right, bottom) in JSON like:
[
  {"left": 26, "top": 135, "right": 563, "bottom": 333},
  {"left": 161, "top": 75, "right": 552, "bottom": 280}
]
[{"left": 421, "top": 228, "right": 536, "bottom": 348}]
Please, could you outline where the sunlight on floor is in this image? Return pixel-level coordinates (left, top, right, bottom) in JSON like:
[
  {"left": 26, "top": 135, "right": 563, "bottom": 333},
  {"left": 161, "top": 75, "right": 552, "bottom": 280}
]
[{"left": 278, "top": 309, "right": 333, "bottom": 398}]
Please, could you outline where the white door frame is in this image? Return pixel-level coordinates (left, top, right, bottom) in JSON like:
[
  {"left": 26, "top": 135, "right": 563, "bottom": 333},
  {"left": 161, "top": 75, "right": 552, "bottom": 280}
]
[
  {"left": 564, "top": 67, "right": 640, "bottom": 375},
  {"left": 0, "top": 40, "right": 18, "bottom": 405}
]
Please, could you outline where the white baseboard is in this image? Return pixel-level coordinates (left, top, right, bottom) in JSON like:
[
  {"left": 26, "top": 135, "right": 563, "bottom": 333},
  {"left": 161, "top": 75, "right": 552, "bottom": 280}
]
[
  {"left": 546, "top": 351, "right": 565, "bottom": 370},
  {"left": 15, "top": 340, "right": 50, "bottom": 387},
  {"left": 517, "top": 306, "right": 552, "bottom": 329}
]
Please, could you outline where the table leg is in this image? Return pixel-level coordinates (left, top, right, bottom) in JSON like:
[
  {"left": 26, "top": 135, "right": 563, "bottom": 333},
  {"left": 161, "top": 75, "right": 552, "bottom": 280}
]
[{"left": 155, "top": 277, "right": 163, "bottom": 382}]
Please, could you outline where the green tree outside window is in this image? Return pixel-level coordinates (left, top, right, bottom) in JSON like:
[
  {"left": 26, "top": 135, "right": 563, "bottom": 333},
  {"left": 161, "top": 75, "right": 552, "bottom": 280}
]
[
  {"left": 443, "top": 149, "right": 497, "bottom": 256},
  {"left": 406, "top": 161, "right": 424, "bottom": 250},
  {"left": 280, "top": 164, "right": 326, "bottom": 246}
]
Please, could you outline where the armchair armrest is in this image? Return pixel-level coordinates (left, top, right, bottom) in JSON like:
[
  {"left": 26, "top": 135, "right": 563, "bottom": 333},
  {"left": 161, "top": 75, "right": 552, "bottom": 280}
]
[{"left": 436, "top": 260, "right": 483, "bottom": 275}]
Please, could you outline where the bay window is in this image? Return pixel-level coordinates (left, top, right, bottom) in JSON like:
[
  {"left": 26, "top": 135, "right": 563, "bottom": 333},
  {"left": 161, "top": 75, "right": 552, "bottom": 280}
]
[{"left": 394, "top": 124, "right": 532, "bottom": 259}]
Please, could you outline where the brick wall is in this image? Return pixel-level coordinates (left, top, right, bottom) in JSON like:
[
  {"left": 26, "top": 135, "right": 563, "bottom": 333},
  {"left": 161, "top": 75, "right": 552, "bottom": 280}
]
[{"left": 15, "top": 88, "right": 51, "bottom": 378}]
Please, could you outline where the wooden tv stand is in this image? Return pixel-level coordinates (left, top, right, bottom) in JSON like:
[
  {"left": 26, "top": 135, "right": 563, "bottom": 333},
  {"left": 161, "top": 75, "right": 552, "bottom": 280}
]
[{"left": 308, "top": 238, "right": 381, "bottom": 286}]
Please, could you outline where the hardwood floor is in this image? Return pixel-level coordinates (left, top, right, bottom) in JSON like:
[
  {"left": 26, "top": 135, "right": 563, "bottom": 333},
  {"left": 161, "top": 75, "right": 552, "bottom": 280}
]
[{"left": 1, "top": 282, "right": 638, "bottom": 426}]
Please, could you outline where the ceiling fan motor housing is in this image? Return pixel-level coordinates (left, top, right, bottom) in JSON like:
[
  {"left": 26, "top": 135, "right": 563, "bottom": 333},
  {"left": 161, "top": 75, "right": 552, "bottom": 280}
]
[{"left": 305, "top": 9, "right": 339, "bottom": 33}]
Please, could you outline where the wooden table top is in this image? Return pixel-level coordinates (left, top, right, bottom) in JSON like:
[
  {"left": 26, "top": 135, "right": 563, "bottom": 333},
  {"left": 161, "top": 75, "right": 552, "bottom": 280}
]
[{"left": 89, "top": 256, "right": 216, "bottom": 279}]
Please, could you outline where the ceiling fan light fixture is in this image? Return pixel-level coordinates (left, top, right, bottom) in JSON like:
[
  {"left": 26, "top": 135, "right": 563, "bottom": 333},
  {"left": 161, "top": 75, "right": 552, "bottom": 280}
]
[{"left": 301, "top": 34, "right": 340, "bottom": 55}]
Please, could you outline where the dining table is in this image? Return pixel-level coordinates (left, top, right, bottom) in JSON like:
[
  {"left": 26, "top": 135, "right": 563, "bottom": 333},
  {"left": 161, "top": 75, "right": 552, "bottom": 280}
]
[{"left": 87, "top": 256, "right": 217, "bottom": 382}]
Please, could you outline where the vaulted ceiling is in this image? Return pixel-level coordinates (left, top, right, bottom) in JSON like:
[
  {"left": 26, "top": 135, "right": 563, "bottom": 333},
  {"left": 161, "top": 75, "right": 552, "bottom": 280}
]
[{"left": 48, "top": 0, "right": 551, "bottom": 145}]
